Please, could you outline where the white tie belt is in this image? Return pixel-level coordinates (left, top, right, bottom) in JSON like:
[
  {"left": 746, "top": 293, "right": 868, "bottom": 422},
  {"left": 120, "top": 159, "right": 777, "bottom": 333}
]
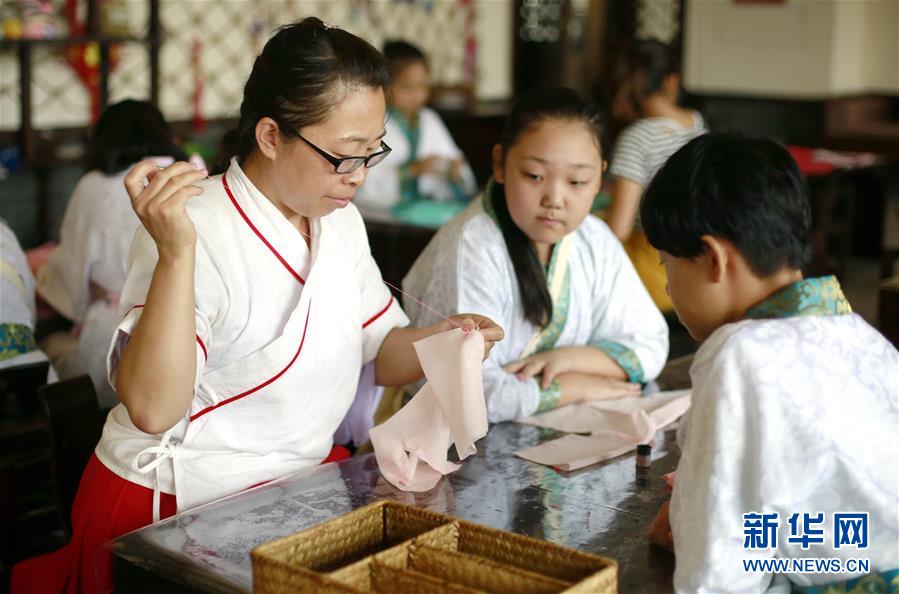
[{"left": 132, "top": 428, "right": 177, "bottom": 523}]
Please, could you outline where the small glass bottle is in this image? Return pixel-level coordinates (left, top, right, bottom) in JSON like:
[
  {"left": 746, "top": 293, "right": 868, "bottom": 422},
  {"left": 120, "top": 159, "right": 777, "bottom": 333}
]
[{"left": 636, "top": 443, "right": 652, "bottom": 468}]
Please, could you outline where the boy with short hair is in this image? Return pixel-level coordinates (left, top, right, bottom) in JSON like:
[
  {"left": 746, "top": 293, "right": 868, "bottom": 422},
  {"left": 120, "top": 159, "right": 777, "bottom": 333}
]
[{"left": 641, "top": 133, "right": 898, "bottom": 593}]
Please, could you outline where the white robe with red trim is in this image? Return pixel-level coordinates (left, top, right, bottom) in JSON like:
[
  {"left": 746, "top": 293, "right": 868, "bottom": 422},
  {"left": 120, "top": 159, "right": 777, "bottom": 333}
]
[{"left": 95, "top": 159, "right": 408, "bottom": 510}]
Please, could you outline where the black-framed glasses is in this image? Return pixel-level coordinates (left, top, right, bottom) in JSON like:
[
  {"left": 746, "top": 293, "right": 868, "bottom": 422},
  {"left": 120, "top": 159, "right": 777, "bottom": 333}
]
[{"left": 297, "top": 134, "right": 392, "bottom": 174}]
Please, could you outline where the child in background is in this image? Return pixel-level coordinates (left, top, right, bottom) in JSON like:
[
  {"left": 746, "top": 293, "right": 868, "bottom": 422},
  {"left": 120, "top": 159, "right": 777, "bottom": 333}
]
[
  {"left": 37, "top": 100, "right": 188, "bottom": 407},
  {"left": 404, "top": 87, "right": 668, "bottom": 423},
  {"left": 606, "top": 40, "right": 706, "bottom": 312},
  {"left": 1, "top": 218, "right": 55, "bottom": 377},
  {"left": 642, "top": 133, "right": 898, "bottom": 593},
  {"left": 355, "top": 40, "right": 477, "bottom": 223}
]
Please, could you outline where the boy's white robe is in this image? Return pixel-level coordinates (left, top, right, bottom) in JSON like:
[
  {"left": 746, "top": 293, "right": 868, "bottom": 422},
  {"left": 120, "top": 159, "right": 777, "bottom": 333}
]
[{"left": 672, "top": 311, "right": 899, "bottom": 593}]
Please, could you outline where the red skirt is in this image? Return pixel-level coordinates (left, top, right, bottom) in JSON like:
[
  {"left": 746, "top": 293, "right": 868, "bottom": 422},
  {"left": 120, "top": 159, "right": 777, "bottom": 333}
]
[
  {"left": 11, "top": 454, "right": 177, "bottom": 594},
  {"left": 11, "top": 445, "right": 350, "bottom": 594}
]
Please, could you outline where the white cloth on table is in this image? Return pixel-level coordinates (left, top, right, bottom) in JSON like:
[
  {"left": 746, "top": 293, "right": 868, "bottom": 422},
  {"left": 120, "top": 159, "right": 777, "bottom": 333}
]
[{"left": 515, "top": 390, "right": 691, "bottom": 471}]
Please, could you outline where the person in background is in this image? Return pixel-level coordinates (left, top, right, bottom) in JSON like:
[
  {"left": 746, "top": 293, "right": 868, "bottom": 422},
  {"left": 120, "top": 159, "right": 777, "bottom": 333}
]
[
  {"left": 404, "top": 87, "right": 668, "bottom": 423},
  {"left": 643, "top": 133, "right": 898, "bottom": 593},
  {"left": 36, "top": 99, "right": 188, "bottom": 407},
  {"left": 1, "top": 218, "right": 55, "bottom": 378},
  {"left": 605, "top": 39, "right": 706, "bottom": 312},
  {"left": 355, "top": 40, "right": 477, "bottom": 222}
]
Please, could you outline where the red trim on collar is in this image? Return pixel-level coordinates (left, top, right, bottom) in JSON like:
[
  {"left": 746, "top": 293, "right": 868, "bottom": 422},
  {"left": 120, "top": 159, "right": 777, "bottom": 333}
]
[
  {"left": 222, "top": 173, "right": 306, "bottom": 285},
  {"left": 189, "top": 301, "right": 313, "bottom": 421},
  {"left": 122, "top": 304, "right": 208, "bottom": 361},
  {"left": 363, "top": 296, "right": 394, "bottom": 329}
]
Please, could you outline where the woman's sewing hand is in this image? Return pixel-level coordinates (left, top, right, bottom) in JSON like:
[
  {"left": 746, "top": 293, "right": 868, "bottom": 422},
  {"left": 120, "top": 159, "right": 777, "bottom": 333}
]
[
  {"left": 504, "top": 348, "right": 575, "bottom": 389},
  {"left": 443, "top": 314, "right": 504, "bottom": 361},
  {"left": 125, "top": 160, "right": 207, "bottom": 260}
]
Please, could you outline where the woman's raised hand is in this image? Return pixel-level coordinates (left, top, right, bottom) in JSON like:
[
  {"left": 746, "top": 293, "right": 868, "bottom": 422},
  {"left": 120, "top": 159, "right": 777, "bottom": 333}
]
[{"left": 124, "top": 160, "right": 207, "bottom": 259}]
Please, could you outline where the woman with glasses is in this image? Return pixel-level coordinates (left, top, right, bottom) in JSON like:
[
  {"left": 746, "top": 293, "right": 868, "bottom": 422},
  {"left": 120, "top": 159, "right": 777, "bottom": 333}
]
[{"left": 12, "top": 18, "right": 502, "bottom": 594}]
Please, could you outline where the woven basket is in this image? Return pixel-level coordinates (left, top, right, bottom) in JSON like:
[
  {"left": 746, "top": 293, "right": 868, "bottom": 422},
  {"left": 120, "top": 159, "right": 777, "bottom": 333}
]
[
  {"left": 251, "top": 500, "right": 617, "bottom": 594},
  {"left": 408, "top": 543, "right": 570, "bottom": 594},
  {"left": 251, "top": 500, "right": 450, "bottom": 593}
]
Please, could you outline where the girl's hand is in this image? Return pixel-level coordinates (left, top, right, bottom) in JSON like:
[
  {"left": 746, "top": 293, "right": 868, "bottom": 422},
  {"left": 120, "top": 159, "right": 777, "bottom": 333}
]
[
  {"left": 504, "top": 348, "right": 575, "bottom": 389},
  {"left": 557, "top": 372, "right": 641, "bottom": 406},
  {"left": 450, "top": 158, "right": 464, "bottom": 183},
  {"left": 411, "top": 155, "right": 445, "bottom": 176},
  {"left": 124, "top": 160, "right": 207, "bottom": 259},
  {"left": 441, "top": 314, "right": 504, "bottom": 361},
  {"left": 647, "top": 501, "right": 674, "bottom": 551}
]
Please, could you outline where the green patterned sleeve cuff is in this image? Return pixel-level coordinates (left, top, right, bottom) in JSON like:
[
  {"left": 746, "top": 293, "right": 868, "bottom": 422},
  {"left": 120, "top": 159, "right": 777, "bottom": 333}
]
[
  {"left": 536, "top": 378, "right": 561, "bottom": 413},
  {"left": 591, "top": 340, "right": 645, "bottom": 384},
  {"left": 0, "top": 323, "right": 38, "bottom": 362}
]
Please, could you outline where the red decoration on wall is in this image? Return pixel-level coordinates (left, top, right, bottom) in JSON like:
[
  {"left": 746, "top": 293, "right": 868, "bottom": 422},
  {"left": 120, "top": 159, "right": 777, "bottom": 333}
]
[{"left": 64, "top": 0, "right": 120, "bottom": 122}]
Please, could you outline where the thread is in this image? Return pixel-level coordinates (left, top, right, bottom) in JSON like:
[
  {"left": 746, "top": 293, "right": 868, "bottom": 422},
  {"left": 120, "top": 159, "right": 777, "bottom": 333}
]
[{"left": 295, "top": 226, "right": 471, "bottom": 332}]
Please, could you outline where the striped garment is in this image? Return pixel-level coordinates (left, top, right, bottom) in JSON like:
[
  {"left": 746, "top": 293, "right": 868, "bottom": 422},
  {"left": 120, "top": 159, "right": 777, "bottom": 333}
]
[{"left": 609, "top": 111, "right": 707, "bottom": 188}]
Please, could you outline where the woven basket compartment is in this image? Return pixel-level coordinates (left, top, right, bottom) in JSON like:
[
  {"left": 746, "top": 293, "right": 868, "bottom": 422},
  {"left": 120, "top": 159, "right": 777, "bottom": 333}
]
[
  {"left": 407, "top": 543, "right": 571, "bottom": 594},
  {"left": 251, "top": 500, "right": 450, "bottom": 594},
  {"left": 251, "top": 501, "right": 617, "bottom": 594}
]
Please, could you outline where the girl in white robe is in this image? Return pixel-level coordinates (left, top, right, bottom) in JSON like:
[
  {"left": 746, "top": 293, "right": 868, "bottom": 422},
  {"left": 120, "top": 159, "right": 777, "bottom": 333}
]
[
  {"left": 36, "top": 100, "right": 187, "bottom": 407},
  {"left": 355, "top": 41, "right": 477, "bottom": 220},
  {"left": 404, "top": 88, "right": 669, "bottom": 423},
  {"left": 11, "top": 19, "right": 502, "bottom": 594},
  {"left": 640, "top": 133, "right": 898, "bottom": 593}
]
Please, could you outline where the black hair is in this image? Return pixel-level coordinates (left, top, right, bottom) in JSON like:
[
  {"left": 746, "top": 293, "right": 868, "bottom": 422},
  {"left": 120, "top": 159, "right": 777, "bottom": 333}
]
[
  {"left": 383, "top": 40, "right": 428, "bottom": 75},
  {"left": 493, "top": 87, "right": 603, "bottom": 327},
  {"left": 608, "top": 40, "right": 680, "bottom": 137},
  {"left": 640, "top": 133, "right": 812, "bottom": 276},
  {"left": 86, "top": 99, "right": 186, "bottom": 174},
  {"left": 214, "top": 17, "right": 390, "bottom": 173}
]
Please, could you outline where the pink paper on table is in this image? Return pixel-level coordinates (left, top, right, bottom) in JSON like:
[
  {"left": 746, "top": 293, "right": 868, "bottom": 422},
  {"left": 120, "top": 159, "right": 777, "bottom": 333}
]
[
  {"left": 369, "top": 328, "right": 487, "bottom": 492},
  {"left": 515, "top": 390, "right": 690, "bottom": 471}
]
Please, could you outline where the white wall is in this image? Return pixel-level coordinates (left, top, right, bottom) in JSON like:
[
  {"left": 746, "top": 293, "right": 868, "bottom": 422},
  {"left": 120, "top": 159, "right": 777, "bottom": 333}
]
[
  {"left": 474, "top": 0, "right": 513, "bottom": 101},
  {"left": 684, "top": 0, "right": 899, "bottom": 99}
]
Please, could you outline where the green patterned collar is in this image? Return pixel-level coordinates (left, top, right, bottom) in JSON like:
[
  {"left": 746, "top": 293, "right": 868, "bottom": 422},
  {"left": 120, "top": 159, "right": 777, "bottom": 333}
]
[
  {"left": 388, "top": 106, "right": 418, "bottom": 136},
  {"left": 481, "top": 177, "right": 500, "bottom": 220},
  {"left": 744, "top": 276, "right": 852, "bottom": 320}
]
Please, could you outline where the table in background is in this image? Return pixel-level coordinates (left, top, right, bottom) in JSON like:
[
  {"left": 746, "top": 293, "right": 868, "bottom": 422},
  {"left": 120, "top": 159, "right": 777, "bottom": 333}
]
[
  {"left": 363, "top": 215, "right": 437, "bottom": 300},
  {"left": 110, "top": 357, "right": 694, "bottom": 594}
]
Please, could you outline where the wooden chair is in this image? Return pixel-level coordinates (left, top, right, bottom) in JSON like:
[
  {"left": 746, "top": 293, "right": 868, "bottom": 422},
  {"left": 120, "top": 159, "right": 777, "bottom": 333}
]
[
  {"left": 0, "top": 360, "right": 53, "bottom": 582},
  {"left": 37, "top": 375, "right": 104, "bottom": 538}
]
